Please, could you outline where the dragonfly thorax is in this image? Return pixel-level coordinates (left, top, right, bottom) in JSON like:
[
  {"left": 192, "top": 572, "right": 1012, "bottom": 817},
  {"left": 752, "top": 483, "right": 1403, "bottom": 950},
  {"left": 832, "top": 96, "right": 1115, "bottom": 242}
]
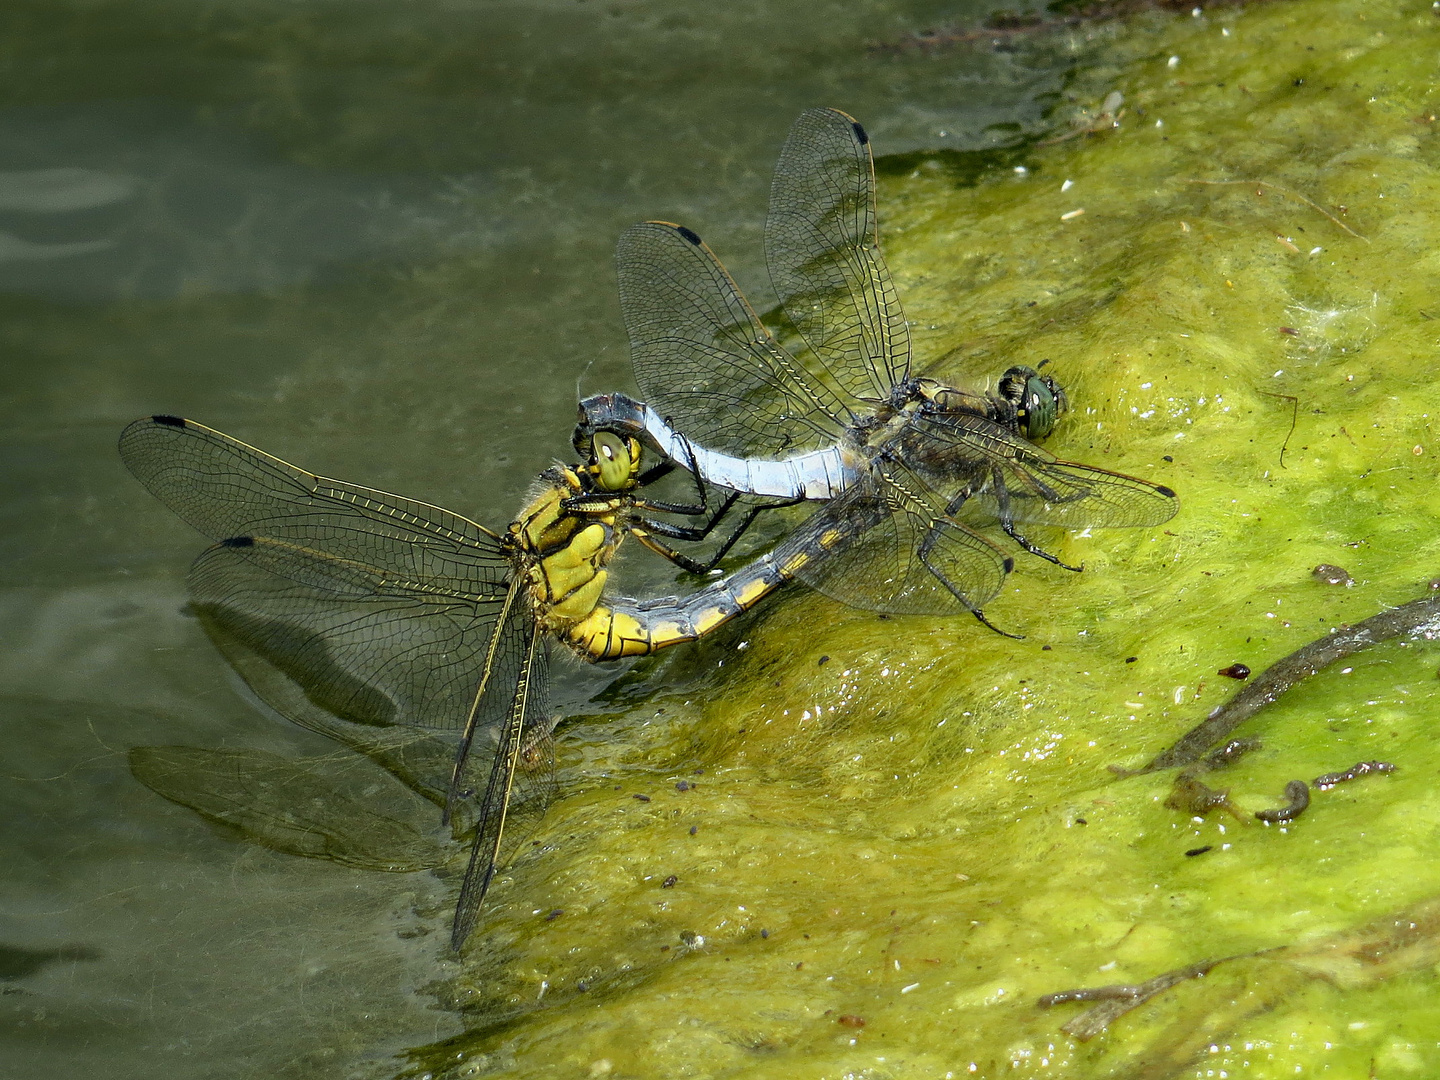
[
  {"left": 899, "top": 367, "right": 1068, "bottom": 443},
  {"left": 856, "top": 392, "right": 925, "bottom": 457},
  {"left": 511, "top": 468, "right": 622, "bottom": 631},
  {"left": 908, "top": 377, "right": 997, "bottom": 421}
]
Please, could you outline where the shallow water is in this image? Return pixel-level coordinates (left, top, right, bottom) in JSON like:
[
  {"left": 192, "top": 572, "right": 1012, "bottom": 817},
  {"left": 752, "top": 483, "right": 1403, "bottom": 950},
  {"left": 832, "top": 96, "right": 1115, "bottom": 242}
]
[{"left": 7, "top": 0, "right": 1440, "bottom": 1077}]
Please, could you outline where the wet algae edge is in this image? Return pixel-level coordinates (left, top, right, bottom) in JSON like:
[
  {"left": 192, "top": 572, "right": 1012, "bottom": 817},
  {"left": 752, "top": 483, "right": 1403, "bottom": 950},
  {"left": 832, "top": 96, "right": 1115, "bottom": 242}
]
[{"left": 424, "top": 2, "right": 1440, "bottom": 1077}]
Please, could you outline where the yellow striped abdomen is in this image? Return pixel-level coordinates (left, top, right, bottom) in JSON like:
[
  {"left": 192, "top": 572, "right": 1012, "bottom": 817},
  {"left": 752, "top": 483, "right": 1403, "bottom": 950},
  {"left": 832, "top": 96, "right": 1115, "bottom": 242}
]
[{"left": 563, "top": 550, "right": 793, "bottom": 660}]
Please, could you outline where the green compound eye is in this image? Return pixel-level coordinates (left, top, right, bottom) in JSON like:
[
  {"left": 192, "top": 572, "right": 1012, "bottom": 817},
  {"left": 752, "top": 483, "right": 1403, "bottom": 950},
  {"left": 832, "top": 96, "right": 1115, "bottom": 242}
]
[
  {"left": 1022, "top": 375, "right": 1062, "bottom": 441},
  {"left": 999, "top": 366, "right": 1067, "bottom": 442},
  {"left": 591, "top": 431, "right": 635, "bottom": 491}
]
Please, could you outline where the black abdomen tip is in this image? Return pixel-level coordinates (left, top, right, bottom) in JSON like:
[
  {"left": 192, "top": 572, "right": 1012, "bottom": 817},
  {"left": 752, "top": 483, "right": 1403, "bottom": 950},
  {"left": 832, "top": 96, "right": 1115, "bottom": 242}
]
[
  {"left": 676, "top": 225, "right": 702, "bottom": 246},
  {"left": 221, "top": 536, "right": 255, "bottom": 548},
  {"left": 851, "top": 121, "right": 868, "bottom": 145},
  {"left": 152, "top": 415, "right": 186, "bottom": 427},
  {"left": 1156, "top": 485, "right": 1178, "bottom": 498}
]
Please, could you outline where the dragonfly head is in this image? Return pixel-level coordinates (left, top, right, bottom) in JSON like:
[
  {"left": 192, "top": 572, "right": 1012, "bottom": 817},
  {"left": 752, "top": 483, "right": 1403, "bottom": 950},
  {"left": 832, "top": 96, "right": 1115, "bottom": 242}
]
[
  {"left": 573, "top": 393, "right": 649, "bottom": 453},
  {"left": 583, "top": 430, "right": 643, "bottom": 493},
  {"left": 998, "top": 365, "right": 1068, "bottom": 441}
]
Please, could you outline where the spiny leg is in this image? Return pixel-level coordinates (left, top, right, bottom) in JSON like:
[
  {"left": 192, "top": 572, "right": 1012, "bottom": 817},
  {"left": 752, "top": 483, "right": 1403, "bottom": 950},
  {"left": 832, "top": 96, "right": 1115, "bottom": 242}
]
[
  {"left": 634, "top": 492, "right": 807, "bottom": 574},
  {"left": 915, "top": 511, "right": 1023, "bottom": 640},
  {"left": 628, "top": 487, "right": 741, "bottom": 532},
  {"left": 566, "top": 434, "right": 734, "bottom": 525},
  {"left": 626, "top": 430, "right": 724, "bottom": 519},
  {"left": 988, "top": 467, "right": 1082, "bottom": 572},
  {"left": 629, "top": 427, "right": 807, "bottom": 573}
]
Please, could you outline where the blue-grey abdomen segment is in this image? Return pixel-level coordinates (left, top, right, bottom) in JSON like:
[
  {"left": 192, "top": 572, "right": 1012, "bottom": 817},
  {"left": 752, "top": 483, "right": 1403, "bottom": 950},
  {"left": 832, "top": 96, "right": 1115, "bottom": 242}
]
[
  {"left": 576, "top": 391, "right": 853, "bottom": 501},
  {"left": 688, "top": 439, "right": 850, "bottom": 500}
]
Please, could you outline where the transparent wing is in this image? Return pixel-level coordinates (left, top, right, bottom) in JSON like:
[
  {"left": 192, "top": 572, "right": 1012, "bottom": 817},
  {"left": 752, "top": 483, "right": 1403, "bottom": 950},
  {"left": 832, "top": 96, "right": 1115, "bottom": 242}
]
[
  {"left": 781, "top": 471, "right": 1012, "bottom": 617},
  {"left": 451, "top": 612, "right": 549, "bottom": 950},
  {"left": 981, "top": 459, "right": 1179, "bottom": 530},
  {"left": 185, "top": 512, "right": 554, "bottom": 915},
  {"left": 766, "top": 108, "right": 911, "bottom": 403},
  {"left": 121, "top": 415, "right": 561, "bottom": 950},
  {"left": 187, "top": 540, "right": 512, "bottom": 733},
  {"left": 119, "top": 415, "right": 513, "bottom": 597},
  {"left": 902, "top": 412, "right": 1180, "bottom": 529},
  {"left": 445, "top": 577, "right": 559, "bottom": 836},
  {"left": 617, "top": 220, "right": 849, "bottom": 458},
  {"left": 120, "top": 416, "right": 520, "bottom": 734},
  {"left": 200, "top": 611, "right": 460, "bottom": 809}
]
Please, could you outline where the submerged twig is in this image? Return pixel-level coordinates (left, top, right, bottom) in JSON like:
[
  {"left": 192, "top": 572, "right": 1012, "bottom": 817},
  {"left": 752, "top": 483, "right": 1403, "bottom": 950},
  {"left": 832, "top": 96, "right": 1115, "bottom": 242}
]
[
  {"left": 1039, "top": 956, "right": 1245, "bottom": 1040},
  {"left": 1041, "top": 894, "right": 1440, "bottom": 1059},
  {"left": 1255, "top": 390, "right": 1298, "bottom": 468},
  {"left": 1203, "top": 737, "right": 1262, "bottom": 769},
  {"left": 1126, "top": 592, "right": 1440, "bottom": 775},
  {"left": 1185, "top": 179, "right": 1369, "bottom": 241}
]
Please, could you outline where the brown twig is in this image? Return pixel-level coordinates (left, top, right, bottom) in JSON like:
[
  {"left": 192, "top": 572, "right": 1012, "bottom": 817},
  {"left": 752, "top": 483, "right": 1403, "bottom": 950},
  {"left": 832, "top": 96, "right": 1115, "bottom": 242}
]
[
  {"left": 1039, "top": 956, "right": 1246, "bottom": 1040},
  {"left": 1124, "top": 592, "right": 1440, "bottom": 774},
  {"left": 1313, "top": 760, "right": 1395, "bottom": 789},
  {"left": 1254, "top": 779, "right": 1310, "bottom": 823},
  {"left": 1255, "top": 390, "right": 1298, "bottom": 469}
]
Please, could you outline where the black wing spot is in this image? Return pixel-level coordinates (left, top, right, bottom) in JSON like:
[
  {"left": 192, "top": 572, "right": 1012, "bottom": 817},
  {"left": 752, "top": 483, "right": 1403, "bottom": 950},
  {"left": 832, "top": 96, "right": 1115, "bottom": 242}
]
[
  {"left": 221, "top": 536, "right": 256, "bottom": 548},
  {"left": 851, "top": 121, "right": 869, "bottom": 145},
  {"left": 676, "top": 226, "right": 703, "bottom": 246},
  {"left": 152, "top": 415, "right": 186, "bottom": 427},
  {"left": 1156, "top": 485, "right": 1178, "bottom": 498},
  {"left": 1001, "top": 556, "right": 1015, "bottom": 574}
]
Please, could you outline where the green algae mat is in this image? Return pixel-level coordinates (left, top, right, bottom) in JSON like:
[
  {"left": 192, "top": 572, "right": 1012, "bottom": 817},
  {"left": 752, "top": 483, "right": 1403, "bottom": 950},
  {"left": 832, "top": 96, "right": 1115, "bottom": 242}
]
[{"left": 136, "top": 1, "right": 1440, "bottom": 1076}]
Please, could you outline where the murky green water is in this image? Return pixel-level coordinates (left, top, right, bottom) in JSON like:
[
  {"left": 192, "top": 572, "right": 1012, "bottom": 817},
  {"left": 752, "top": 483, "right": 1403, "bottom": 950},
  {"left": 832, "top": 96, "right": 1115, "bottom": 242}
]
[{"left": 7, "top": 0, "right": 1440, "bottom": 1076}]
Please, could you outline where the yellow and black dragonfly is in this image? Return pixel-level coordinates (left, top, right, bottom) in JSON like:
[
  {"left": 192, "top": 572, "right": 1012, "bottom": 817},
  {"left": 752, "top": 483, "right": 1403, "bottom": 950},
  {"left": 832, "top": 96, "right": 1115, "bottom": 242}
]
[
  {"left": 576, "top": 108, "right": 1179, "bottom": 634},
  {"left": 120, "top": 415, "right": 807, "bottom": 949}
]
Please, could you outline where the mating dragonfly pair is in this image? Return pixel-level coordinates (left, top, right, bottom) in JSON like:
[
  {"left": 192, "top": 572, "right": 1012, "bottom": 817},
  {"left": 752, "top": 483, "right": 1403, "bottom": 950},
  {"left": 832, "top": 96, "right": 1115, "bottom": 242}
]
[{"left": 121, "top": 109, "right": 1177, "bottom": 951}]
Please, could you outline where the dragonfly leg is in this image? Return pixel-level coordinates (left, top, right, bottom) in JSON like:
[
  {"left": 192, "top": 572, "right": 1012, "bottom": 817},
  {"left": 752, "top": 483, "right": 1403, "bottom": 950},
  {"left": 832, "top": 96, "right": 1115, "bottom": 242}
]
[
  {"left": 990, "top": 468, "right": 1082, "bottom": 572},
  {"left": 623, "top": 431, "right": 718, "bottom": 518},
  {"left": 634, "top": 459, "right": 678, "bottom": 488},
  {"left": 632, "top": 425, "right": 808, "bottom": 570},
  {"left": 629, "top": 486, "right": 737, "bottom": 524},
  {"left": 915, "top": 515, "right": 1023, "bottom": 640},
  {"left": 686, "top": 494, "right": 806, "bottom": 571},
  {"left": 562, "top": 483, "right": 715, "bottom": 520},
  {"left": 561, "top": 491, "right": 626, "bottom": 515},
  {"left": 633, "top": 492, "right": 806, "bottom": 575},
  {"left": 628, "top": 529, "right": 714, "bottom": 575}
]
